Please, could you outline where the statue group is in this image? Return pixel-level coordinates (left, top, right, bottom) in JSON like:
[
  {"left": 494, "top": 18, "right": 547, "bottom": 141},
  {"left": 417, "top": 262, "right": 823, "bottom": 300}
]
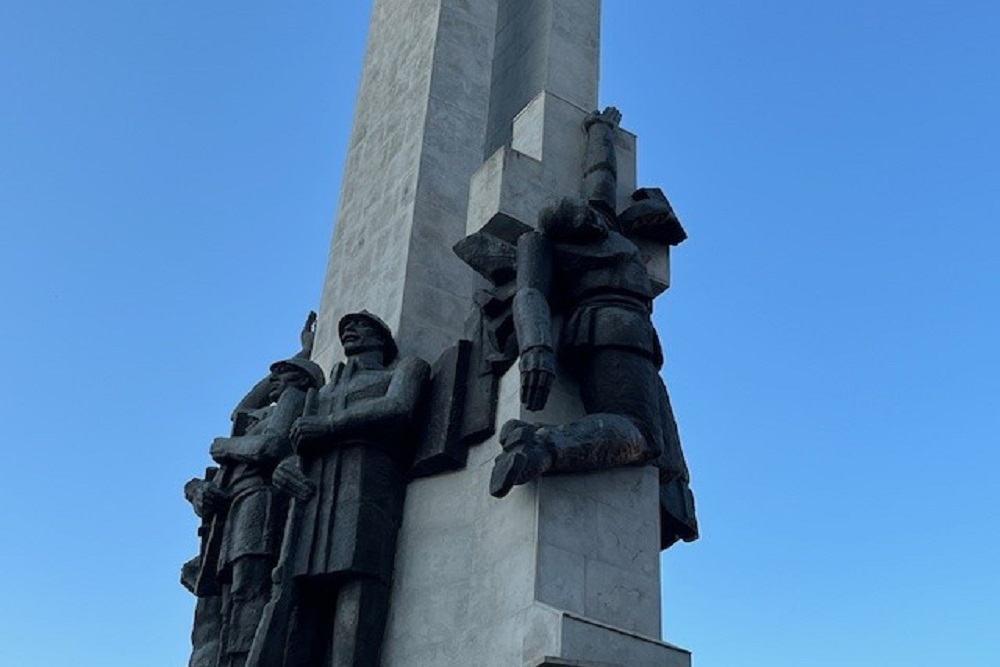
[{"left": 182, "top": 109, "right": 697, "bottom": 667}]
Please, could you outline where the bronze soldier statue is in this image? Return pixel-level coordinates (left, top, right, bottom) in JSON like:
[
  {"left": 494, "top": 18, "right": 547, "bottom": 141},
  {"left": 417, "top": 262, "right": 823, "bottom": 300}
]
[
  {"left": 186, "top": 313, "right": 326, "bottom": 667},
  {"left": 491, "top": 107, "right": 698, "bottom": 546},
  {"left": 256, "top": 311, "right": 429, "bottom": 667}
]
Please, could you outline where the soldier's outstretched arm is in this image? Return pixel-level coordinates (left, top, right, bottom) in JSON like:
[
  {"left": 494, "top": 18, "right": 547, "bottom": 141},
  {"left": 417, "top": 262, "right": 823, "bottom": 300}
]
[
  {"left": 513, "top": 231, "right": 555, "bottom": 411},
  {"left": 210, "top": 433, "right": 283, "bottom": 465}
]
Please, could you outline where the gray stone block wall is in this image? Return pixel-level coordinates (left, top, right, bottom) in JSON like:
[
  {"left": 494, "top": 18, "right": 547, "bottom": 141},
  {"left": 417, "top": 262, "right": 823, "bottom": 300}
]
[
  {"left": 471, "top": 91, "right": 638, "bottom": 240},
  {"left": 485, "top": 0, "right": 552, "bottom": 155},
  {"left": 559, "top": 615, "right": 691, "bottom": 667},
  {"left": 485, "top": 0, "right": 600, "bottom": 156},
  {"left": 313, "top": 0, "right": 497, "bottom": 370}
]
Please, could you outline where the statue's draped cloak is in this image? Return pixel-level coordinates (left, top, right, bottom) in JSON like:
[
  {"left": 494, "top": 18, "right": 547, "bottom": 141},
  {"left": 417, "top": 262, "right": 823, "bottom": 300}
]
[{"left": 290, "top": 362, "right": 407, "bottom": 584}]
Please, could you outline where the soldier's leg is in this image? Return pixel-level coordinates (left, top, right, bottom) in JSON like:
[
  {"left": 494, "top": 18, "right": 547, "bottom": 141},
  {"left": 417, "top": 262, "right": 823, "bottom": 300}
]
[
  {"left": 221, "top": 556, "right": 274, "bottom": 667},
  {"left": 492, "top": 349, "right": 660, "bottom": 497},
  {"left": 282, "top": 585, "right": 333, "bottom": 667},
  {"left": 328, "top": 577, "right": 391, "bottom": 667},
  {"left": 576, "top": 348, "right": 663, "bottom": 464},
  {"left": 182, "top": 556, "right": 223, "bottom": 667},
  {"left": 189, "top": 594, "right": 223, "bottom": 667}
]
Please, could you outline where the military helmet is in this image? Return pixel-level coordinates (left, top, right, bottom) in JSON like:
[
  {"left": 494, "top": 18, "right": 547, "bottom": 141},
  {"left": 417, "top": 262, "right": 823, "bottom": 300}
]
[
  {"left": 617, "top": 188, "right": 687, "bottom": 246},
  {"left": 338, "top": 310, "right": 398, "bottom": 363},
  {"left": 269, "top": 357, "right": 326, "bottom": 389}
]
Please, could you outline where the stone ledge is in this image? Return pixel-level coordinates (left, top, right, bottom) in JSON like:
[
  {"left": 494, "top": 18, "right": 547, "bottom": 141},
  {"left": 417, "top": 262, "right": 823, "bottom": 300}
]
[
  {"left": 558, "top": 612, "right": 692, "bottom": 667},
  {"left": 532, "top": 657, "right": 624, "bottom": 667}
]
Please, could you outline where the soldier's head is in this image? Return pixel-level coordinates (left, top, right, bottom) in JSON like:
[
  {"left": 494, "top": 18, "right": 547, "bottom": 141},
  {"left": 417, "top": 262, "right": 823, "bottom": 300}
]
[
  {"left": 267, "top": 358, "right": 326, "bottom": 402},
  {"left": 338, "top": 311, "right": 398, "bottom": 364}
]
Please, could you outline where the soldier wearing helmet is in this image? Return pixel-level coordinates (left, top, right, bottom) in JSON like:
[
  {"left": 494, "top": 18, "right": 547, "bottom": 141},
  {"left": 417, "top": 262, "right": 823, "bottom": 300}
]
[
  {"left": 185, "top": 313, "right": 326, "bottom": 667},
  {"left": 260, "top": 311, "right": 429, "bottom": 667}
]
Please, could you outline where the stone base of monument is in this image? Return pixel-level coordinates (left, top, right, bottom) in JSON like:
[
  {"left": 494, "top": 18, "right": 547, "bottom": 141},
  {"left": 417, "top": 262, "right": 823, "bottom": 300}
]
[
  {"left": 527, "top": 612, "right": 692, "bottom": 667},
  {"left": 382, "top": 368, "right": 691, "bottom": 667}
]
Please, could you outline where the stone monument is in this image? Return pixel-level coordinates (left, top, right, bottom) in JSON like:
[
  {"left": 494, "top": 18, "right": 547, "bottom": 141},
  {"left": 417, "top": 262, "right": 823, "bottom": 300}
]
[{"left": 183, "top": 1, "right": 699, "bottom": 665}]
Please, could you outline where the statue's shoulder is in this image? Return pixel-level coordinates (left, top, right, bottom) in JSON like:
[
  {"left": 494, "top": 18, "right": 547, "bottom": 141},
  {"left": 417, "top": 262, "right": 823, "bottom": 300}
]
[
  {"left": 391, "top": 355, "right": 431, "bottom": 381},
  {"left": 319, "top": 362, "right": 346, "bottom": 391},
  {"left": 250, "top": 404, "right": 274, "bottom": 419}
]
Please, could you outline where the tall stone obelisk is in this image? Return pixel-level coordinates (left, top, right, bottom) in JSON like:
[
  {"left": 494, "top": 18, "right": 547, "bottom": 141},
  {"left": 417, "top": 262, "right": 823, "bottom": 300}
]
[
  {"left": 313, "top": 1, "right": 692, "bottom": 665},
  {"left": 311, "top": 0, "right": 496, "bottom": 370}
]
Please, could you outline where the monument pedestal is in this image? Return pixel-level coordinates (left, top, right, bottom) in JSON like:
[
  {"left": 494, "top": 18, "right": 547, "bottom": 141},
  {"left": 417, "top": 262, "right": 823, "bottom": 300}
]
[{"left": 383, "top": 369, "right": 691, "bottom": 667}]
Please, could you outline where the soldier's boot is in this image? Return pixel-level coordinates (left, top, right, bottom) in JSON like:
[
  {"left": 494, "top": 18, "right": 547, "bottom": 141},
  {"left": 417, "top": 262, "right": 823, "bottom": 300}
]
[
  {"left": 491, "top": 414, "right": 655, "bottom": 498},
  {"left": 490, "top": 420, "right": 556, "bottom": 498}
]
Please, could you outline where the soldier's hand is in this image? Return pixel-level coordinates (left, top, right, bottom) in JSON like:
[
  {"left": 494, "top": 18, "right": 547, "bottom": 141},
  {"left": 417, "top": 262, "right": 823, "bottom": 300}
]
[
  {"left": 180, "top": 556, "right": 201, "bottom": 594},
  {"left": 291, "top": 416, "right": 331, "bottom": 453},
  {"left": 209, "top": 437, "right": 234, "bottom": 463},
  {"left": 584, "top": 106, "right": 622, "bottom": 130},
  {"left": 190, "top": 480, "right": 228, "bottom": 518},
  {"left": 520, "top": 346, "right": 555, "bottom": 412},
  {"left": 301, "top": 310, "right": 318, "bottom": 351},
  {"left": 272, "top": 458, "right": 315, "bottom": 501},
  {"left": 183, "top": 477, "right": 204, "bottom": 504}
]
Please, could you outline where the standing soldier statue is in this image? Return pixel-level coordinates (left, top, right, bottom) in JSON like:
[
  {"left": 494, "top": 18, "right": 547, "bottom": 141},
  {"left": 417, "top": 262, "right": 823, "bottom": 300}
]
[
  {"left": 251, "top": 311, "right": 430, "bottom": 667},
  {"left": 183, "top": 313, "right": 325, "bottom": 667}
]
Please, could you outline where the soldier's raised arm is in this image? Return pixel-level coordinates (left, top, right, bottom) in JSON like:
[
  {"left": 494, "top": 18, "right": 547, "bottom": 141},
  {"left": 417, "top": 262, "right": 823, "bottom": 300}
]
[
  {"left": 295, "top": 311, "right": 318, "bottom": 360},
  {"left": 230, "top": 311, "right": 318, "bottom": 420},
  {"left": 582, "top": 106, "right": 621, "bottom": 220}
]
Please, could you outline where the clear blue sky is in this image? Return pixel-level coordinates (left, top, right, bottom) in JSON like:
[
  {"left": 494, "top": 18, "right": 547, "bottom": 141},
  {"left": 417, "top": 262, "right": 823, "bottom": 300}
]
[{"left": 2, "top": 2, "right": 997, "bottom": 665}]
